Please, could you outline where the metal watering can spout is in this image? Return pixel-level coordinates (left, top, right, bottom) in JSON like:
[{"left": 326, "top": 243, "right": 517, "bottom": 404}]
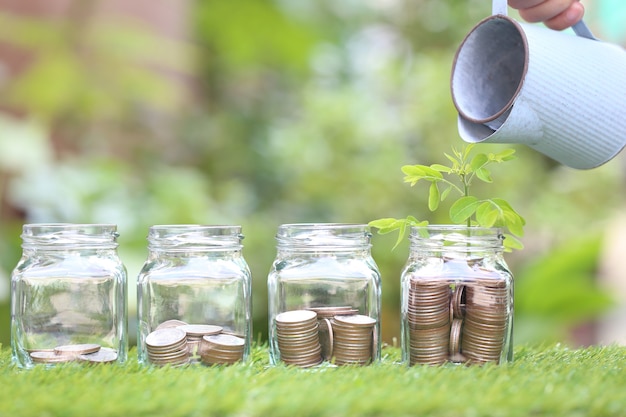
[{"left": 452, "top": 0, "right": 626, "bottom": 169}]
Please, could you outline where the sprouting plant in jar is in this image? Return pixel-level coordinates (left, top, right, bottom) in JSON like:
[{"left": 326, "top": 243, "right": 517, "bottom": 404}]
[{"left": 369, "top": 144, "right": 525, "bottom": 251}]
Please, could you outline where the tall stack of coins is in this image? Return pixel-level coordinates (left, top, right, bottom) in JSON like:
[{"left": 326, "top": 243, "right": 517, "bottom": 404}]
[
  {"left": 462, "top": 280, "right": 508, "bottom": 363},
  {"left": 406, "top": 276, "right": 510, "bottom": 366},
  {"left": 331, "top": 314, "right": 376, "bottom": 366},
  {"left": 201, "top": 334, "right": 245, "bottom": 365},
  {"left": 145, "top": 327, "right": 190, "bottom": 367},
  {"left": 406, "top": 279, "right": 451, "bottom": 365},
  {"left": 28, "top": 344, "right": 119, "bottom": 365},
  {"left": 275, "top": 310, "right": 323, "bottom": 368}
]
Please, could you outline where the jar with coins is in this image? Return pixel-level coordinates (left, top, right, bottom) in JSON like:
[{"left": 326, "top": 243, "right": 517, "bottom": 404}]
[
  {"left": 137, "top": 225, "right": 251, "bottom": 367},
  {"left": 267, "top": 223, "right": 381, "bottom": 368},
  {"left": 11, "top": 224, "right": 127, "bottom": 368},
  {"left": 401, "top": 226, "right": 513, "bottom": 366}
]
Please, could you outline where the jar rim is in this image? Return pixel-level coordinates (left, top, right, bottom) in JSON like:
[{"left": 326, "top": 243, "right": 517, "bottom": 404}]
[
  {"left": 21, "top": 223, "right": 119, "bottom": 249},
  {"left": 147, "top": 224, "right": 243, "bottom": 251},
  {"left": 408, "top": 225, "right": 504, "bottom": 250},
  {"left": 276, "top": 223, "right": 371, "bottom": 250}
]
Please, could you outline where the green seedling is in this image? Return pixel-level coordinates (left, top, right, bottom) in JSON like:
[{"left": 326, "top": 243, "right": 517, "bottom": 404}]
[{"left": 369, "top": 144, "right": 525, "bottom": 251}]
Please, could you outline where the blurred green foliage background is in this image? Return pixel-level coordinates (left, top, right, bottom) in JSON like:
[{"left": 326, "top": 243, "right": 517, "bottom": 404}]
[{"left": 0, "top": 0, "right": 624, "bottom": 348}]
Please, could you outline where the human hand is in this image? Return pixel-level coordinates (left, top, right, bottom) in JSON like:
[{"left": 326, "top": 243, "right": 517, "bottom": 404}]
[{"left": 507, "top": 0, "right": 585, "bottom": 30}]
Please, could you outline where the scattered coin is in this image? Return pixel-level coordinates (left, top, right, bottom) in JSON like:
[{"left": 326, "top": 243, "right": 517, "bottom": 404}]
[
  {"left": 54, "top": 343, "right": 101, "bottom": 358},
  {"left": 79, "top": 347, "right": 119, "bottom": 364},
  {"left": 30, "top": 350, "right": 75, "bottom": 364}
]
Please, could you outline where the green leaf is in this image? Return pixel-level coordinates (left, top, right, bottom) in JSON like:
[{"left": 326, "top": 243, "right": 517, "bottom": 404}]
[
  {"left": 428, "top": 182, "right": 440, "bottom": 211},
  {"left": 368, "top": 218, "right": 402, "bottom": 234},
  {"left": 449, "top": 196, "right": 480, "bottom": 223},
  {"left": 441, "top": 185, "right": 452, "bottom": 201},
  {"left": 503, "top": 233, "right": 524, "bottom": 251},
  {"left": 494, "top": 148, "right": 516, "bottom": 161},
  {"left": 475, "top": 201, "right": 499, "bottom": 227},
  {"left": 430, "top": 164, "right": 451, "bottom": 173},
  {"left": 470, "top": 153, "right": 489, "bottom": 171},
  {"left": 475, "top": 167, "right": 493, "bottom": 183},
  {"left": 401, "top": 165, "right": 427, "bottom": 177}
]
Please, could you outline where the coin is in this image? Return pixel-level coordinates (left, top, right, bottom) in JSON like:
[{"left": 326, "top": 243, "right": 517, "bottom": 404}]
[
  {"left": 155, "top": 319, "right": 189, "bottom": 330},
  {"left": 146, "top": 328, "right": 187, "bottom": 348},
  {"left": 178, "top": 324, "right": 223, "bottom": 337},
  {"left": 79, "top": 347, "right": 118, "bottom": 364},
  {"left": 276, "top": 310, "right": 317, "bottom": 324},
  {"left": 333, "top": 315, "right": 377, "bottom": 327},
  {"left": 54, "top": 343, "right": 101, "bottom": 357},
  {"left": 30, "top": 350, "right": 74, "bottom": 364}
]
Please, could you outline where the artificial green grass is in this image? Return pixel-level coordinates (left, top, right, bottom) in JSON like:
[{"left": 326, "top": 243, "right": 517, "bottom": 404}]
[{"left": 0, "top": 344, "right": 625, "bottom": 417}]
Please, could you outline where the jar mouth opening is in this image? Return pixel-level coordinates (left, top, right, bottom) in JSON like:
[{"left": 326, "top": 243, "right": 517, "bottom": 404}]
[
  {"left": 409, "top": 225, "right": 504, "bottom": 250},
  {"left": 276, "top": 223, "right": 371, "bottom": 250},
  {"left": 148, "top": 224, "right": 244, "bottom": 251},
  {"left": 21, "top": 223, "right": 119, "bottom": 249}
]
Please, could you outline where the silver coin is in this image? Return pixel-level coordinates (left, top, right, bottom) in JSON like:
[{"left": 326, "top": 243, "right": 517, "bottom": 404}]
[
  {"left": 155, "top": 319, "right": 189, "bottom": 330},
  {"left": 54, "top": 343, "right": 101, "bottom": 356},
  {"left": 79, "top": 347, "right": 118, "bottom": 364},
  {"left": 30, "top": 351, "right": 74, "bottom": 364},
  {"left": 146, "top": 327, "right": 187, "bottom": 348},
  {"left": 332, "top": 315, "right": 376, "bottom": 327},
  {"left": 276, "top": 310, "right": 317, "bottom": 324},
  {"left": 178, "top": 324, "right": 223, "bottom": 337}
]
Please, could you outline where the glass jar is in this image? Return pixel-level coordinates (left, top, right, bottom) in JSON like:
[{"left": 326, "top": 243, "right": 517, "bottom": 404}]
[
  {"left": 401, "top": 226, "right": 513, "bottom": 366},
  {"left": 137, "top": 225, "right": 252, "bottom": 367},
  {"left": 268, "top": 223, "right": 381, "bottom": 367},
  {"left": 11, "top": 223, "right": 127, "bottom": 368}
]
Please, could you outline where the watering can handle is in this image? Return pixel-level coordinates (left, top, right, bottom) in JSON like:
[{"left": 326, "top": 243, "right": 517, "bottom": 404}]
[{"left": 492, "top": 0, "right": 597, "bottom": 40}]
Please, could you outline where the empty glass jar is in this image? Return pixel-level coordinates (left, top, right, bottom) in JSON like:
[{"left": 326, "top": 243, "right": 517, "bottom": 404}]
[
  {"left": 137, "top": 225, "right": 252, "bottom": 367},
  {"left": 11, "top": 223, "right": 127, "bottom": 368},
  {"left": 401, "top": 226, "right": 513, "bottom": 366},
  {"left": 268, "top": 223, "right": 381, "bottom": 367}
]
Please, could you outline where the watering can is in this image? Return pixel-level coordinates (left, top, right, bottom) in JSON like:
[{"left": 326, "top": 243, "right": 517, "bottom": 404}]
[{"left": 450, "top": 0, "right": 626, "bottom": 169}]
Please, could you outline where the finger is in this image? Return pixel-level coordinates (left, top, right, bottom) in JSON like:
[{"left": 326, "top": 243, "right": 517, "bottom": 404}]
[
  {"left": 517, "top": 0, "right": 576, "bottom": 23},
  {"left": 508, "top": 0, "right": 545, "bottom": 9},
  {"left": 543, "top": 2, "right": 585, "bottom": 30}
]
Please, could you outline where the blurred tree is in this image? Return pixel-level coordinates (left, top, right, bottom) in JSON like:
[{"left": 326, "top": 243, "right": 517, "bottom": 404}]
[{"left": 0, "top": 0, "right": 622, "bottom": 347}]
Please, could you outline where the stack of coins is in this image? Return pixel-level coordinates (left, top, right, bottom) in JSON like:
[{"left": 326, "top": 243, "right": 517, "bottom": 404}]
[
  {"left": 275, "top": 310, "right": 323, "bottom": 368},
  {"left": 30, "top": 350, "right": 74, "bottom": 365},
  {"left": 145, "top": 327, "right": 190, "bottom": 367},
  {"left": 307, "top": 306, "right": 358, "bottom": 360},
  {"left": 462, "top": 280, "right": 508, "bottom": 364},
  {"left": 407, "top": 279, "right": 451, "bottom": 365},
  {"left": 201, "top": 334, "right": 245, "bottom": 365},
  {"left": 29, "top": 344, "right": 118, "bottom": 365},
  {"left": 178, "top": 324, "right": 223, "bottom": 361},
  {"left": 331, "top": 314, "right": 376, "bottom": 366}
]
